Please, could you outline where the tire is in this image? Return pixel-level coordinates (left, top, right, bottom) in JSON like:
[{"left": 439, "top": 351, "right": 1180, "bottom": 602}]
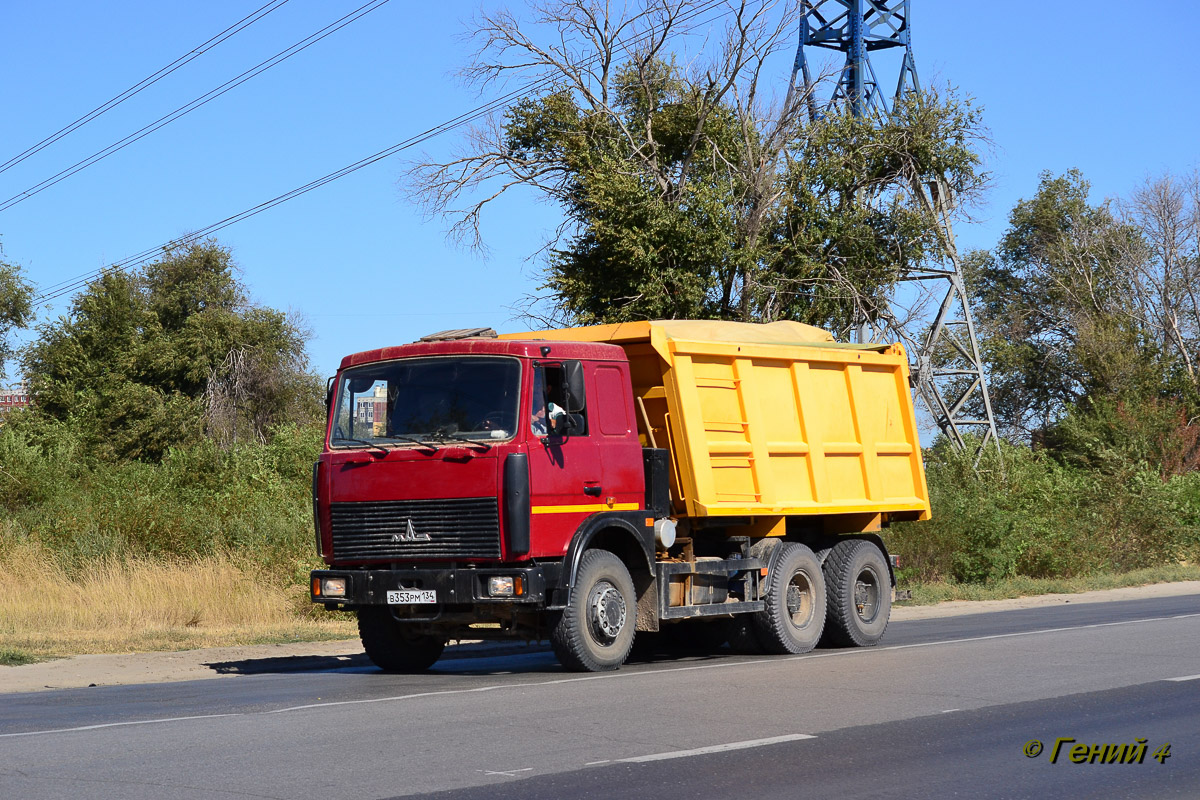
[
  {"left": 752, "top": 542, "right": 827, "bottom": 654},
  {"left": 821, "top": 539, "right": 891, "bottom": 647},
  {"left": 357, "top": 607, "right": 446, "bottom": 672},
  {"left": 551, "top": 549, "right": 636, "bottom": 672}
]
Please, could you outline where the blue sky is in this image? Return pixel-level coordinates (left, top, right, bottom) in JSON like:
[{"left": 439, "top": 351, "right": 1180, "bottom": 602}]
[{"left": 1, "top": 0, "right": 1197, "bottom": 381}]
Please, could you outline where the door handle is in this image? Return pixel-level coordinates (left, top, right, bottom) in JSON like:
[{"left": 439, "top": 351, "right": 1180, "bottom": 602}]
[{"left": 583, "top": 485, "right": 602, "bottom": 497}]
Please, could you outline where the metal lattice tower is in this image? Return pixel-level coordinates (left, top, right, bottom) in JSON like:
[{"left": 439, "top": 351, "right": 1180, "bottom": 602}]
[{"left": 793, "top": 0, "right": 1000, "bottom": 456}]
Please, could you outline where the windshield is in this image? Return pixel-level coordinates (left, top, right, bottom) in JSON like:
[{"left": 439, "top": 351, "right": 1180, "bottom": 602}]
[{"left": 330, "top": 356, "right": 521, "bottom": 447}]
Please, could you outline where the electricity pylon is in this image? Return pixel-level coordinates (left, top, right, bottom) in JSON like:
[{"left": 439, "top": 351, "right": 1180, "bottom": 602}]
[{"left": 793, "top": 0, "right": 1000, "bottom": 457}]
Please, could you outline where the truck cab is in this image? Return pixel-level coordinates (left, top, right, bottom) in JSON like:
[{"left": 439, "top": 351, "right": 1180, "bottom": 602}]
[{"left": 311, "top": 333, "right": 659, "bottom": 670}]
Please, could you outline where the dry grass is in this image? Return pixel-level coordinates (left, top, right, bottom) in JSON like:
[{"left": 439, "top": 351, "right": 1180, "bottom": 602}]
[
  {"left": 0, "top": 543, "right": 356, "bottom": 660},
  {"left": 898, "top": 563, "right": 1200, "bottom": 606}
]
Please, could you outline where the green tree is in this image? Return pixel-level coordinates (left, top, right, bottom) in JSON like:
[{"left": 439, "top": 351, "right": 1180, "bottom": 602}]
[
  {"left": 970, "top": 168, "right": 1200, "bottom": 480},
  {"left": 968, "top": 170, "right": 1157, "bottom": 438},
  {"left": 22, "top": 241, "right": 319, "bottom": 461},
  {"left": 0, "top": 243, "right": 33, "bottom": 380},
  {"left": 410, "top": 1, "right": 986, "bottom": 335}
]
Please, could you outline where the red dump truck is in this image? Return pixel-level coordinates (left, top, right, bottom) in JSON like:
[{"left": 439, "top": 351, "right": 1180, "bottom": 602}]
[{"left": 311, "top": 320, "right": 930, "bottom": 672}]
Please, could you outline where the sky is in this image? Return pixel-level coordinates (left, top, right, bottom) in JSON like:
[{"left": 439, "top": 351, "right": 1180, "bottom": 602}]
[{"left": 1, "top": 0, "right": 1198, "bottom": 383}]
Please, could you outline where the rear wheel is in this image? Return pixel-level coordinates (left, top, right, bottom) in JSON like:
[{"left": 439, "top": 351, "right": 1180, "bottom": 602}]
[
  {"left": 552, "top": 549, "right": 636, "bottom": 672},
  {"left": 752, "top": 543, "right": 826, "bottom": 654},
  {"left": 821, "top": 539, "right": 891, "bottom": 647},
  {"left": 357, "top": 607, "right": 446, "bottom": 672}
]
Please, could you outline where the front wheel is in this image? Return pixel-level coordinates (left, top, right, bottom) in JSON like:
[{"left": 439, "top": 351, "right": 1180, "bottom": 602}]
[
  {"left": 821, "top": 539, "right": 891, "bottom": 647},
  {"left": 357, "top": 608, "right": 446, "bottom": 672},
  {"left": 551, "top": 549, "right": 636, "bottom": 672}
]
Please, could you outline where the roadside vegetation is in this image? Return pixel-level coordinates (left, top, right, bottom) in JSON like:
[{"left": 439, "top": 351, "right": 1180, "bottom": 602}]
[
  {"left": 0, "top": 243, "right": 355, "bottom": 662},
  {"left": 0, "top": 544, "right": 355, "bottom": 662},
  {"left": 0, "top": 404, "right": 359, "bottom": 662},
  {"left": 890, "top": 440, "right": 1200, "bottom": 587},
  {"left": 898, "top": 564, "right": 1200, "bottom": 607}
]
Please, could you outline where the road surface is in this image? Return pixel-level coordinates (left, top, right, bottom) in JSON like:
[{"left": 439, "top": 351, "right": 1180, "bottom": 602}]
[{"left": 2, "top": 593, "right": 1198, "bottom": 799}]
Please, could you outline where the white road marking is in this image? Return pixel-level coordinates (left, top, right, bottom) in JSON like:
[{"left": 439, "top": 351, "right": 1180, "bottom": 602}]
[
  {"left": 0, "top": 713, "right": 241, "bottom": 739},
  {"left": 258, "top": 611, "right": 1200, "bottom": 715},
  {"left": 481, "top": 768, "right": 533, "bottom": 777},
  {"left": 617, "top": 734, "right": 816, "bottom": 763},
  {"left": 941, "top": 709, "right": 960, "bottom": 713},
  {"left": 1165, "top": 674, "right": 1200, "bottom": 682},
  {"left": 7, "top": 611, "right": 1200, "bottom": 738},
  {"left": 584, "top": 760, "right": 611, "bottom": 766}
]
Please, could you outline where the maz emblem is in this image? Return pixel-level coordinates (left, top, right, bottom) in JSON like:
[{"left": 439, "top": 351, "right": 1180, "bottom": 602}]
[{"left": 392, "top": 518, "right": 431, "bottom": 543}]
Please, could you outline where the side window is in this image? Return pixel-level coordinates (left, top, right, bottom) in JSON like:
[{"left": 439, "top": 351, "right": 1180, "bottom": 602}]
[
  {"left": 595, "top": 366, "right": 630, "bottom": 436},
  {"left": 531, "top": 365, "right": 588, "bottom": 437}
]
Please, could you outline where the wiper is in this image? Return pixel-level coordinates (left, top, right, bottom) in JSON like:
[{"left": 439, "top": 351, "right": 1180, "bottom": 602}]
[
  {"left": 377, "top": 434, "right": 439, "bottom": 451},
  {"left": 430, "top": 429, "right": 491, "bottom": 451},
  {"left": 330, "top": 437, "right": 388, "bottom": 456}
]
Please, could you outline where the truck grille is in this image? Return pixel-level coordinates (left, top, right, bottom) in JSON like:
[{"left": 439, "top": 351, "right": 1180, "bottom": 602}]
[{"left": 329, "top": 497, "right": 501, "bottom": 560}]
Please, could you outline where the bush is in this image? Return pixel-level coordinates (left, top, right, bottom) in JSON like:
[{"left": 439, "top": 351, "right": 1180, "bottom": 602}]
[
  {"left": 889, "top": 439, "right": 1200, "bottom": 585},
  {"left": 0, "top": 413, "right": 324, "bottom": 582},
  {"left": 1046, "top": 396, "right": 1200, "bottom": 479}
]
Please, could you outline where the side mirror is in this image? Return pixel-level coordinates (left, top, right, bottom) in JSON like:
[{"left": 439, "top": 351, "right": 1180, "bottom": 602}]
[
  {"left": 325, "top": 376, "right": 336, "bottom": 410},
  {"left": 563, "top": 361, "right": 586, "bottom": 413},
  {"left": 348, "top": 376, "right": 375, "bottom": 394}
]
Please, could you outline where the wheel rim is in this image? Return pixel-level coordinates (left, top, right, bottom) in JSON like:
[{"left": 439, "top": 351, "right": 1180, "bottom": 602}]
[
  {"left": 854, "top": 567, "right": 880, "bottom": 624},
  {"left": 784, "top": 570, "right": 815, "bottom": 629},
  {"left": 587, "top": 579, "right": 627, "bottom": 644}
]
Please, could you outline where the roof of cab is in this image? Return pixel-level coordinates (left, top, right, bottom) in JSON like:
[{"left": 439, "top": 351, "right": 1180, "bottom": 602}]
[{"left": 338, "top": 336, "right": 627, "bottom": 370}]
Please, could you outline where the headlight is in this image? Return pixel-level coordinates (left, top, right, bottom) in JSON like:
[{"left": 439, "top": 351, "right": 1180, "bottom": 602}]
[
  {"left": 488, "top": 576, "right": 514, "bottom": 597},
  {"left": 487, "top": 576, "right": 525, "bottom": 597},
  {"left": 320, "top": 577, "right": 347, "bottom": 597}
]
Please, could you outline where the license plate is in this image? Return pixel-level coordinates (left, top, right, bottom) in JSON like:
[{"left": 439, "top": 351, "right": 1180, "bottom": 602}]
[{"left": 386, "top": 589, "right": 436, "bottom": 605}]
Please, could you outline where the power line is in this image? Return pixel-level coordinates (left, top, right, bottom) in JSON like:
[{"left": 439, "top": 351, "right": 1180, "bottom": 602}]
[
  {"left": 0, "top": 0, "right": 391, "bottom": 214},
  {"left": 0, "top": 0, "right": 292, "bottom": 177},
  {"left": 33, "top": 75, "right": 540, "bottom": 303},
  {"left": 32, "top": 0, "right": 732, "bottom": 306}
]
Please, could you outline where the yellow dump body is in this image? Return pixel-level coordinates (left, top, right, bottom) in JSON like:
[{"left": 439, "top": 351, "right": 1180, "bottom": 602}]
[{"left": 501, "top": 320, "right": 930, "bottom": 526}]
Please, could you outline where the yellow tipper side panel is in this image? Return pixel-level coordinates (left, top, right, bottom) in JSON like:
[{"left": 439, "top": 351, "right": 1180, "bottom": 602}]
[{"left": 499, "top": 320, "right": 930, "bottom": 520}]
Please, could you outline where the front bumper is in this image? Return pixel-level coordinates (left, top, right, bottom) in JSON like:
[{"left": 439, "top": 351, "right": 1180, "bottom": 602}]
[{"left": 311, "top": 564, "right": 554, "bottom": 607}]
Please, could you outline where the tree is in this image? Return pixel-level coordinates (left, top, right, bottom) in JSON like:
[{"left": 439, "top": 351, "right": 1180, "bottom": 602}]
[
  {"left": 22, "top": 241, "right": 319, "bottom": 460},
  {"left": 968, "top": 170, "right": 1155, "bottom": 439},
  {"left": 409, "top": 0, "right": 986, "bottom": 335},
  {"left": 0, "top": 243, "right": 33, "bottom": 381},
  {"left": 1114, "top": 171, "right": 1200, "bottom": 391},
  {"left": 970, "top": 168, "right": 1200, "bottom": 467}
]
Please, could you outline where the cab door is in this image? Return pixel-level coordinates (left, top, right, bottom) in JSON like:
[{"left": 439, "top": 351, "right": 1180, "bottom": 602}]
[
  {"left": 592, "top": 362, "right": 645, "bottom": 512},
  {"left": 526, "top": 361, "right": 602, "bottom": 558}
]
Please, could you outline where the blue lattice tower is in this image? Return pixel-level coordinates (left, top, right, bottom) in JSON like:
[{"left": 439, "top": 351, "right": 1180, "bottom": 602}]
[
  {"left": 792, "top": 0, "right": 1000, "bottom": 456},
  {"left": 795, "top": 0, "right": 919, "bottom": 119}
]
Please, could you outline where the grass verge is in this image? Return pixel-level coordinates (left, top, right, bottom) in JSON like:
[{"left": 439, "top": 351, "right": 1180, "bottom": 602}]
[
  {"left": 0, "top": 544, "right": 356, "bottom": 661},
  {"left": 898, "top": 563, "right": 1200, "bottom": 606}
]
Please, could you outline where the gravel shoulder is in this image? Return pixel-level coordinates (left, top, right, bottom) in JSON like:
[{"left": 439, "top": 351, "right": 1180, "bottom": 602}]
[{"left": 3, "top": 580, "right": 1198, "bottom": 694}]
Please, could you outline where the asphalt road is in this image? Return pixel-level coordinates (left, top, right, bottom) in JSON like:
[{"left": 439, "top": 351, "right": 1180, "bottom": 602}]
[{"left": 2, "top": 595, "right": 1198, "bottom": 799}]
